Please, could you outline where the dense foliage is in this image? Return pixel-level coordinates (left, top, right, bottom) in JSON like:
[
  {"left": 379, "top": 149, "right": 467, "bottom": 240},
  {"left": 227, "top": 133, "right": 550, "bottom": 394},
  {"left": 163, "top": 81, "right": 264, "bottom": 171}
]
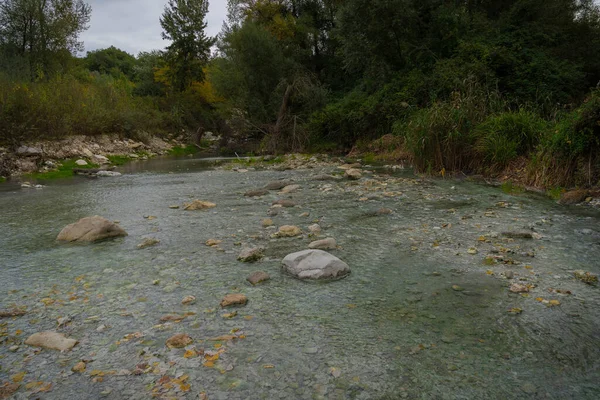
[{"left": 2, "top": 0, "right": 600, "bottom": 187}]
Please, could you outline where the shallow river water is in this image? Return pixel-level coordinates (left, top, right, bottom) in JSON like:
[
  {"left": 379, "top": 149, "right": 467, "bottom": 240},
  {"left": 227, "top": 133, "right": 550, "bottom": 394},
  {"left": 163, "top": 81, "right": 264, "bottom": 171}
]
[{"left": 1, "top": 156, "right": 599, "bottom": 399}]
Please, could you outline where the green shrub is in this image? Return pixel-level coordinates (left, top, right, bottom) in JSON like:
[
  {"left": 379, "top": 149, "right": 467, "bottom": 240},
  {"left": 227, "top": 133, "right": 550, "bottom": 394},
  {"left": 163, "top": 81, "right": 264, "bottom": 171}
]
[
  {"left": 475, "top": 110, "right": 547, "bottom": 169},
  {"left": 530, "top": 91, "right": 600, "bottom": 187},
  {"left": 396, "top": 87, "right": 497, "bottom": 172}
]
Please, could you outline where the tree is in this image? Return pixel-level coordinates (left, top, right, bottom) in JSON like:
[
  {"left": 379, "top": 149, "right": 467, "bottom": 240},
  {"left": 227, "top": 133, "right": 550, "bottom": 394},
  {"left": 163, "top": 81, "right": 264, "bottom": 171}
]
[
  {"left": 0, "top": 0, "right": 91, "bottom": 78},
  {"left": 160, "top": 0, "right": 215, "bottom": 92},
  {"left": 85, "top": 46, "right": 136, "bottom": 79}
]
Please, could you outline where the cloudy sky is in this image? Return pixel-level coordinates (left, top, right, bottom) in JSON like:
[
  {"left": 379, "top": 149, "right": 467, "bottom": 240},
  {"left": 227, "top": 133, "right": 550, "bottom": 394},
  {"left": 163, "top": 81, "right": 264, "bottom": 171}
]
[{"left": 80, "top": 0, "right": 227, "bottom": 56}]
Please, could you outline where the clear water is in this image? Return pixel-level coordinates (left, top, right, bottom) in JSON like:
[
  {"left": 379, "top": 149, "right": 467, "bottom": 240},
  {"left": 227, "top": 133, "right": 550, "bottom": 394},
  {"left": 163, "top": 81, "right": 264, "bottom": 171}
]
[{"left": 1, "top": 157, "right": 599, "bottom": 399}]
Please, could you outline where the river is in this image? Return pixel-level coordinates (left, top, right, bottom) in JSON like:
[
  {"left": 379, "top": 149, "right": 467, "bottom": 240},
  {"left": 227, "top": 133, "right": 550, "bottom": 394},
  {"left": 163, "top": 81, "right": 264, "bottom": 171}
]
[{"left": 0, "top": 155, "right": 599, "bottom": 399}]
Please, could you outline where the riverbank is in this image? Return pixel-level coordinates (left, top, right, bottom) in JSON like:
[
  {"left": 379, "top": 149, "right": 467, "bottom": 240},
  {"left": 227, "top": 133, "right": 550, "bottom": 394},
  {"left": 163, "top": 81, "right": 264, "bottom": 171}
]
[{"left": 0, "top": 134, "right": 188, "bottom": 179}]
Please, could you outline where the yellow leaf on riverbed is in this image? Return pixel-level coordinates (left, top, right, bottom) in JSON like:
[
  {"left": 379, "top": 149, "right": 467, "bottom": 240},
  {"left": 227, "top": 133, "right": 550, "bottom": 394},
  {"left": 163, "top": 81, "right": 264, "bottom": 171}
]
[{"left": 11, "top": 372, "right": 25, "bottom": 383}]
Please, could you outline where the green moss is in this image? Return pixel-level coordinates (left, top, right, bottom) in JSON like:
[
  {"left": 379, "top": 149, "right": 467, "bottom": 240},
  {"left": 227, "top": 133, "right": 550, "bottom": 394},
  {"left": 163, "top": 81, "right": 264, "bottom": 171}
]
[
  {"left": 0, "top": 176, "right": 6, "bottom": 183},
  {"left": 25, "top": 159, "right": 99, "bottom": 180},
  {"left": 168, "top": 145, "right": 198, "bottom": 156}
]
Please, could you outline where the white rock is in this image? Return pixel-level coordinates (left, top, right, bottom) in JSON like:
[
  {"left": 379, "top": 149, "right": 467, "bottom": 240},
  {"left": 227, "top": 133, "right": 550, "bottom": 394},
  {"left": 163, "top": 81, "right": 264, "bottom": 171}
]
[
  {"left": 282, "top": 249, "right": 350, "bottom": 280},
  {"left": 96, "top": 171, "right": 122, "bottom": 177},
  {"left": 16, "top": 146, "right": 42, "bottom": 156},
  {"left": 75, "top": 159, "right": 88, "bottom": 166},
  {"left": 280, "top": 184, "right": 301, "bottom": 194},
  {"left": 92, "top": 154, "right": 110, "bottom": 164},
  {"left": 308, "top": 224, "right": 322, "bottom": 234},
  {"left": 82, "top": 148, "right": 94, "bottom": 158}
]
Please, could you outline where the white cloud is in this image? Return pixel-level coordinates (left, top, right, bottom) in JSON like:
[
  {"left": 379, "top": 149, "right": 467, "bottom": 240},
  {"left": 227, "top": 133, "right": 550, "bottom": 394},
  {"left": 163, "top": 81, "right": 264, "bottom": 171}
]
[{"left": 80, "top": 0, "right": 227, "bottom": 56}]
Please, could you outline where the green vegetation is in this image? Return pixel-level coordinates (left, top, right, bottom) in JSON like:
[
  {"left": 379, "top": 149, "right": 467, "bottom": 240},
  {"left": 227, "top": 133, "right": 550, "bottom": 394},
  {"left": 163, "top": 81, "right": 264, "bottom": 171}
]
[
  {"left": 106, "top": 155, "right": 132, "bottom": 166},
  {"left": 169, "top": 145, "right": 200, "bottom": 156},
  {"left": 2, "top": 0, "right": 600, "bottom": 188},
  {"left": 24, "top": 159, "right": 98, "bottom": 180},
  {"left": 501, "top": 181, "right": 525, "bottom": 195},
  {"left": 0, "top": 176, "right": 6, "bottom": 183}
]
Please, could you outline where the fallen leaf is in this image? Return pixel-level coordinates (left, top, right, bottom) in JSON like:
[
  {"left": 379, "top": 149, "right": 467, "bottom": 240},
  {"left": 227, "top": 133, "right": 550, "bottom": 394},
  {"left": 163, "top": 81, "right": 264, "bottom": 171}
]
[{"left": 11, "top": 372, "right": 25, "bottom": 383}]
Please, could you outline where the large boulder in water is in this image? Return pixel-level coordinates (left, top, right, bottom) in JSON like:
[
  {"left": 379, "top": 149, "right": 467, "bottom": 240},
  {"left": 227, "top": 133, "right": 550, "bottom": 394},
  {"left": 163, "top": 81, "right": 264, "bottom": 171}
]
[
  {"left": 57, "top": 216, "right": 127, "bottom": 243},
  {"left": 282, "top": 250, "right": 350, "bottom": 281}
]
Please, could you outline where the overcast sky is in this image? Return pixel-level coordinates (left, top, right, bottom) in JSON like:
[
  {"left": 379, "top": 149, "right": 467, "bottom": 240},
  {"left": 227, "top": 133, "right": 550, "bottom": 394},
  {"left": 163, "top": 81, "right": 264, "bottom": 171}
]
[{"left": 80, "top": 0, "right": 227, "bottom": 56}]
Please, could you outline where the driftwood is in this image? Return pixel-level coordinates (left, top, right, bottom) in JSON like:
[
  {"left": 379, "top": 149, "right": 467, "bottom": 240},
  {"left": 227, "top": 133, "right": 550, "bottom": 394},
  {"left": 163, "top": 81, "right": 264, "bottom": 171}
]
[{"left": 0, "top": 309, "right": 26, "bottom": 318}]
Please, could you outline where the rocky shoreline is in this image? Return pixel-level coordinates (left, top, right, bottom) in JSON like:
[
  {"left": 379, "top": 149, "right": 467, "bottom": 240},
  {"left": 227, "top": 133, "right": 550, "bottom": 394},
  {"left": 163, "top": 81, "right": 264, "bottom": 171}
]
[{"left": 0, "top": 134, "right": 182, "bottom": 179}]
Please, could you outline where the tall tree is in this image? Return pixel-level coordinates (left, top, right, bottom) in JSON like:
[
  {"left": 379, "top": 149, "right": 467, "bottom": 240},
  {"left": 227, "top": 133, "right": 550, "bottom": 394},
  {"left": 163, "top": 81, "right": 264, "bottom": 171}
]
[
  {"left": 160, "top": 0, "right": 215, "bottom": 92},
  {"left": 0, "top": 0, "right": 91, "bottom": 78}
]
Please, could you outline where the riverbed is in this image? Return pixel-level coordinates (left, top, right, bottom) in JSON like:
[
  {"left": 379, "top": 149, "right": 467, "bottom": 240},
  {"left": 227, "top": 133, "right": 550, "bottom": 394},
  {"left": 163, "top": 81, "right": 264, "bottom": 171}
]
[{"left": 1, "top": 155, "right": 599, "bottom": 399}]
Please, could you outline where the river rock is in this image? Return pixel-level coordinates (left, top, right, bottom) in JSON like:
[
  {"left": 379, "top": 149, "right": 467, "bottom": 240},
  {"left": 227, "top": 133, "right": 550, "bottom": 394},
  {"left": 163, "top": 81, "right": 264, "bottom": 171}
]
[
  {"left": 206, "top": 239, "right": 222, "bottom": 246},
  {"left": 220, "top": 294, "right": 248, "bottom": 307},
  {"left": 72, "top": 362, "right": 87, "bottom": 373},
  {"left": 75, "top": 159, "right": 88, "bottom": 166},
  {"left": 265, "top": 181, "right": 291, "bottom": 190},
  {"left": 345, "top": 169, "right": 362, "bottom": 180},
  {"left": 559, "top": 190, "right": 589, "bottom": 205},
  {"left": 16, "top": 146, "right": 42, "bottom": 156},
  {"left": 57, "top": 216, "right": 128, "bottom": 243},
  {"left": 282, "top": 250, "right": 351, "bottom": 280},
  {"left": 313, "top": 174, "right": 338, "bottom": 181},
  {"left": 137, "top": 237, "right": 160, "bottom": 249},
  {"left": 183, "top": 200, "right": 216, "bottom": 210},
  {"left": 262, "top": 218, "right": 274, "bottom": 227},
  {"left": 238, "top": 247, "right": 264, "bottom": 263},
  {"left": 181, "top": 295, "right": 196, "bottom": 305},
  {"left": 574, "top": 270, "right": 598, "bottom": 284},
  {"left": 25, "top": 331, "right": 77, "bottom": 351},
  {"left": 272, "top": 199, "right": 296, "bottom": 208},
  {"left": 92, "top": 154, "right": 110, "bottom": 164},
  {"left": 272, "top": 225, "right": 302, "bottom": 238},
  {"left": 308, "top": 224, "right": 321, "bottom": 234},
  {"left": 509, "top": 283, "right": 529, "bottom": 293},
  {"left": 247, "top": 271, "right": 271, "bottom": 285},
  {"left": 280, "top": 184, "right": 300, "bottom": 194},
  {"left": 308, "top": 238, "right": 337, "bottom": 250},
  {"left": 338, "top": 163, "right": 361, "bottom": 170},
  {"left": 245, "top": 189, "right": 269, "bottom": 197},
  {"left": 96, "top": 170, "right": 122, "bottom": 177},
  {"left": 166, "top": 334, "right": 193, "bottom": 349},
  {"left": 502, "top": 231, "right": 534, "bottom": 239}
]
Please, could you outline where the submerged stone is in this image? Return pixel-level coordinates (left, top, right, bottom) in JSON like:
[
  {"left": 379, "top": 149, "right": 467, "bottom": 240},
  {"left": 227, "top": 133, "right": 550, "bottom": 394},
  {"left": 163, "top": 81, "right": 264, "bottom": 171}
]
[
  {"left": 282, "top": 249, "right": 350, "bottom": 281},
  {"left": 308, "top": 238, "right": 337, "bottom": 250},
  {"left": 183, "top": 200, "right": 216, "bottom": 210},
  {"left": 245, "top": 189, "right": 269, "bottom": 197},
  {"left": 166, "top": 334, "right": 193, "bottom": 349},
  {"left": 265, "top": 180, "right": 291, "bottom": 190},
  {"left": 25, "top": 331, "right": 77, "bottom": 351},
  {"left": 271, "top": 225, "right": 302, "bottom": 238},
  {"left": 238, "top": 247, "right": 264, "bottom": 263},
  {"left": 57, "top": 216, "right": 127, "bottom": 243},
  {"left": 247, "top": 271, "right": 271, "bottom": 285},
  {"left": 220, "top": 294, "right": 248, "bottom": 307}
]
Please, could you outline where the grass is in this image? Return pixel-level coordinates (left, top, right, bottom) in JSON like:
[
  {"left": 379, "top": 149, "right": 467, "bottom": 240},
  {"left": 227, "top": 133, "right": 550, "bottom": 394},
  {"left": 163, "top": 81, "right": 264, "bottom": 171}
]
[
  {"left": 168, "top": 145, "right": 199, "bottom": 156},
  {"left": 24, "top": 159, "right": 99, "bottom": 180},
  {"left": 0, "top": 176, "right": 6, "bottom": 183},
  {"left": 107, "top": 155, "right": 131, "bottom": 166}
]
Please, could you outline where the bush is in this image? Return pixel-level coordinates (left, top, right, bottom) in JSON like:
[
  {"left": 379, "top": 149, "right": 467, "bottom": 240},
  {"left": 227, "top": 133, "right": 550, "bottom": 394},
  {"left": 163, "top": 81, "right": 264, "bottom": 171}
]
[
  {"left": 475, "top": 110, "right": 547, "bottom": 169},
  {"left": 529, "top": 91, "right": 600, "bottom": 187},
  {"left": 396, "top": 87, "right": 500, "bottom": 173}
]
